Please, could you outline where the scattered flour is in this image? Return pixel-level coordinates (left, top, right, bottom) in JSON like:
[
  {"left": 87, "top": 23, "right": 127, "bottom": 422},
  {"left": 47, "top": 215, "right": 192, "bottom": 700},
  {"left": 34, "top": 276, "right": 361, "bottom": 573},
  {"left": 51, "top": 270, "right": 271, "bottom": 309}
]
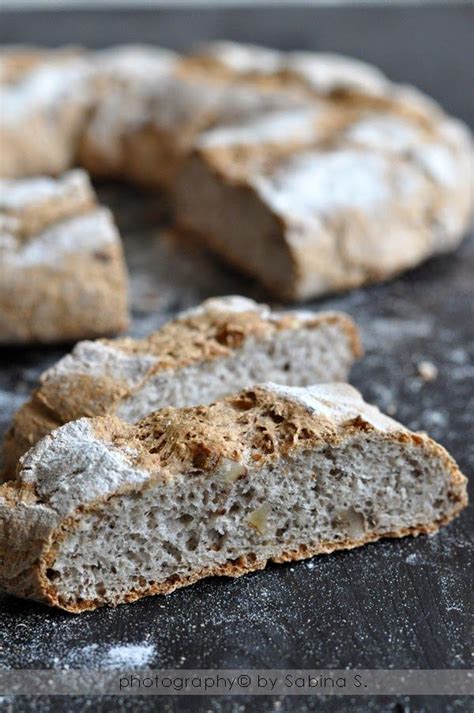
[
  {"left": 103, "top": 643, "right": 156, "bottom": 668},
  {"left": 405, "top": 553, "right": 427, "bottom": 566},
  {"left": 58, "top": 642, "right": 156, "bottom": 669},
  {"left": 417, "top": 360, "right": 438, "bottom": 382}
]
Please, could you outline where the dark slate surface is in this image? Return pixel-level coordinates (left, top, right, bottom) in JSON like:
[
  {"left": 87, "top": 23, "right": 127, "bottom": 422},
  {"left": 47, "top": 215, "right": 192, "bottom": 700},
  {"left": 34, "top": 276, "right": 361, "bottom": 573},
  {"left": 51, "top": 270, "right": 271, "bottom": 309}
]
[{"left": 0, "top": 5, "right": 473, "bottom": 713}]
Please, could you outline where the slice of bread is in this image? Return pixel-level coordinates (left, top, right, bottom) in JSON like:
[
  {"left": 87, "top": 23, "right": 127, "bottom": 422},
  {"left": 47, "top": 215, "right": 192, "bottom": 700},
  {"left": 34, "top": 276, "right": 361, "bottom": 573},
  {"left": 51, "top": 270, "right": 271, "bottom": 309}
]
[
  {"left": 1, "top": 296, "right": 361, "bottom": 478},
  {"left": 0, "top": 170, "right": 129, "bottom": 344},
  {"left": 0, "top": 383, "right": 466, "bottom": 612}
]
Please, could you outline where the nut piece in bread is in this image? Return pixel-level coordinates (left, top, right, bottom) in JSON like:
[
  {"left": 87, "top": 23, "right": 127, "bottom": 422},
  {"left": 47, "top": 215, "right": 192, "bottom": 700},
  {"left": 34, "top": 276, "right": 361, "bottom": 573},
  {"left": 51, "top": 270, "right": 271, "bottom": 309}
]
[
  {"left": 2, "top": 296, "right": 361, "bottom": 478},
  {"left": 0, "top": 383, "right": 467, "bottom": 612},
  {"left": 0, "top": 170, "right": 129, "bottom": 344}
]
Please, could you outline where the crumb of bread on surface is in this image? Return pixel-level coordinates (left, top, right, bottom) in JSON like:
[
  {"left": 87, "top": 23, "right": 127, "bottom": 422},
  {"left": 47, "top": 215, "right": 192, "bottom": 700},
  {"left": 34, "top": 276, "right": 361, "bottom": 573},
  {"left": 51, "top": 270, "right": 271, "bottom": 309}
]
[{"left": 417, "top": 361, "right": 438, "bottom": 382}]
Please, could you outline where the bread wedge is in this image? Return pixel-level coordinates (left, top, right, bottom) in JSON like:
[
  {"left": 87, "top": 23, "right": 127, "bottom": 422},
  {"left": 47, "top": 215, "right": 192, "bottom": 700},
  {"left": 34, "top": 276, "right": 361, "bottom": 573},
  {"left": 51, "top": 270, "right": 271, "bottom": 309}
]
[
  {"left": 2, "top": 296, "right": 361, "bottom": 478},
  {"left": 175, "top": 103, "right": 472, "bottom": 300},
  {"left": 0, "top": 170, "right": 129, "bottom": 344},
  {"left": 0, "top": 383, "right": 466, "bottom": 612}
]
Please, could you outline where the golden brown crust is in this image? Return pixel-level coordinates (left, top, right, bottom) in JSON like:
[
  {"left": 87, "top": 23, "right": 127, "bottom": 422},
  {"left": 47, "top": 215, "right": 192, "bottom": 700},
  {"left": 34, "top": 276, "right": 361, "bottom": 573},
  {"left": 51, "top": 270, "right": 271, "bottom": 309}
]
[
  {"left": 101, "top": 386, "right": 465, "bottom": 485},
  {"left": 108, "top": 307, "right": 362, "bottom": 366},
  {"left": 0, "top": 246, "right": 129, "bottom": 344}
]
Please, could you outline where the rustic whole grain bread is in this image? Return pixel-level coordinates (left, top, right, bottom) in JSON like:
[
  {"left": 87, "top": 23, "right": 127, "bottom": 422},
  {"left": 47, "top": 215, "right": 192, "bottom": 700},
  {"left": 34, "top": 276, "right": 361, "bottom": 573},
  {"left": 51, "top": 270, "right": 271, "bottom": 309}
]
[
  {"left": 0, "top": 169, "right": 129, "bottom": 344},
  {"left": 1, "top": 42, "right": 471, "bottom": 301},
  {"left": 0, "top": 47, "right": 93, "bottom": 178},
  {"left": 174, "top": 47, "right": 472, "bottom": 299},
  {"left": 0, "top": 383, "right": 466, "bottom": 612},
  {"left": 79, "top": 45, "right": 307, "bottom": 189},
  {"left": 1, "top": 296, "right": 361, "bottom": 478},
  {"left": 78, "top": 45, "right": 181, "bottom": 186}
]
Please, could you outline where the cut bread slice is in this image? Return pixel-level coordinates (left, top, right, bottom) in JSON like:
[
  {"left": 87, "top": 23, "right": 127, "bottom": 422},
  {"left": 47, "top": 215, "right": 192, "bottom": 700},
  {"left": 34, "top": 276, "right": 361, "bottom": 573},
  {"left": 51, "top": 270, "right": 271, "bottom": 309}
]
[
  {"left": 1, "top": 296, "right": 361, "bottom": 478},
  {"left": 0, "top": 170, "right": 129, "bottom": 344},
  {"left": 0, "top": 383, "right": 467, "bottom": 612}
]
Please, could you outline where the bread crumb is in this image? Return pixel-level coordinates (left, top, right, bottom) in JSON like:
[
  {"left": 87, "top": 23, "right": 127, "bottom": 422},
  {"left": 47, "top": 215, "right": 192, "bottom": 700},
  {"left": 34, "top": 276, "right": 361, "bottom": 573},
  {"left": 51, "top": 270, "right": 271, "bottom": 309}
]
[{"left": 417, "top": 360, "right": 438, "bottom": 382}]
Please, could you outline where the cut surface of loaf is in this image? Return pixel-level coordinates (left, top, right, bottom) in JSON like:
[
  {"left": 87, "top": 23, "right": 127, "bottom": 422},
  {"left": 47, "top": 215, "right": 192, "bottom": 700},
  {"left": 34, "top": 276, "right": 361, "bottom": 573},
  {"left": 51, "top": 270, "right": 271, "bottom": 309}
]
[
  {"left": 0, "top": 170, "right": 129, "bottom": 343},
  {"left": 2, "top": 296, "right": 361, "bottom": 478},
  {"left": 0, "top": 383, "right": 467, "bottom": 612}
]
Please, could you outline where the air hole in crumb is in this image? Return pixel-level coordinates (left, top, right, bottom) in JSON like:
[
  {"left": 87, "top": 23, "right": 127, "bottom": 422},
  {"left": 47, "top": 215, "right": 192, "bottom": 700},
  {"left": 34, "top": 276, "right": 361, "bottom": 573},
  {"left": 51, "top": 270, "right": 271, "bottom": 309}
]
[
  {"left": 178, "top": 513, "right": 194, "bottom": 525},
  {"left": 186, "top": 534, "right": 199, "bottom": 551},
  {"left": 242, "top": 488, "right": 256, "bottom": 504}
]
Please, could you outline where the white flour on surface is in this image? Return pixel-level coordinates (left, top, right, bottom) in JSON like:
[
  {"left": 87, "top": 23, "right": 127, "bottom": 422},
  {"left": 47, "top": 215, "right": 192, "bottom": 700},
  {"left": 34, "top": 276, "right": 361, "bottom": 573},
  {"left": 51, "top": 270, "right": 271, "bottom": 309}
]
[{"left": 59, "top": 642, "right": 157, "bottom": 669}]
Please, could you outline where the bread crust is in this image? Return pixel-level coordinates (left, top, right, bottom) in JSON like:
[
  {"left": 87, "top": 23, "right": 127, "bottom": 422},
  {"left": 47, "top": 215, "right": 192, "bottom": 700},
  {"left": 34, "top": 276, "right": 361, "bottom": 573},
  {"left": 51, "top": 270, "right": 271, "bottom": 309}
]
[{"left": 0, "top": 384, "right": 467, "bottom": 612}]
